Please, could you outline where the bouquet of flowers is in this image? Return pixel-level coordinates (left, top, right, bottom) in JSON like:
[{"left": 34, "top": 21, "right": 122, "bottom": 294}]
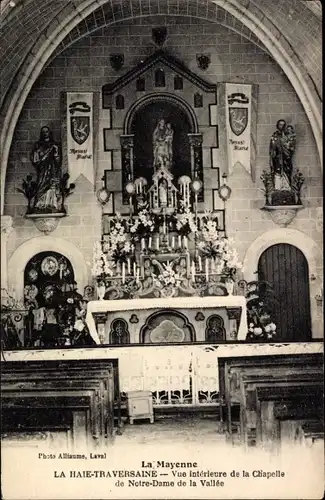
[
  {"left": 245, "top": 280, "right": 278, "bottom": 341},
  {"left": 105, "top": 213, "right": 134, "bottom": 263},
  {"left": 91, "top": 242, "right": 114, "bottom": 283},
  {"left": 174, "top": 205, "right": 197, "bottom": 236},
  {"left": 153, "top": 262, "right": 182, "bottom": 294},
  {"left": 129, "top": 207, "right": 155, "bottom": 239},
  {"left": 197, "top": 212, "right": 242, "bottom": 279}
]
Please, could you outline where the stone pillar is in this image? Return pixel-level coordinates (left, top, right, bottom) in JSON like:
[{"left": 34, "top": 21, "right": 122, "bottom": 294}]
[
  {"left": 188, "top": 133, "right": 203, "bottom": 202},
  {"left": 120, "top": 134, "right": 134, "bottom": 205},
  {"left": 1, "top": 215, "right": 14, "bottom": 297}
]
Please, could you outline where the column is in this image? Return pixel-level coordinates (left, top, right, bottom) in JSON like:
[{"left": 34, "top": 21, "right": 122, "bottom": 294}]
[
  {"left": 120, "top": 135, "right": 134, "bottom": 205},
  {"left": 1, "top": 215, "right": 14, "bottom": 299},
  {"left": 188, "top": 133, "right": 203, "bottom": 202}
]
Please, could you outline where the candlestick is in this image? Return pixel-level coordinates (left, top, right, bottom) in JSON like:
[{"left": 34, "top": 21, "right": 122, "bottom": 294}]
[
  {"left": 141, "top": 238, "right": 146, "bottom": 251},
  {"left": 127, "top": 258, "right": 131, "bottom": 274},
  {"left": 183, "top": 236, "right": 188, "bottom": 249},
  {"left": 191, "top": 261, "right": 196, "bottom": 282},
  {"left": 205, "top": 259, "right": 209, "bottom": 281},
  {"left": 122, "top": 263, "right": 125, "bottom": 284},
  {"left": 178, "top": 235, "right": 182, "bottom": 248},
  {"left": 156, "top": 237, "right": 160, "bottom": 250},
  {"left": 171, "top": 236, "right": 175, "bottom": 249},
  {"left": 59, "top": 264, "right": 63, "bottom": 280},
  {"left": 148, "top": 237, "right": 152, "bottom": 249},
  {"left": 198, "top": 256, "right": 202, "bottom": 272},
  {"left": 133, "top": 262, "right": 136, "bottom": 277},
  {"left": 136, "top": 268, "right": 140, "bottom": 283}
]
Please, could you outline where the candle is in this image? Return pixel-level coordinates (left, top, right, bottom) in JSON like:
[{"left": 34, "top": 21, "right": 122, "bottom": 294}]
[
  {"left": 171, "top": 236, "right": 175, "bottom": 249},
  {"left": 122, "top": 263, "right": 125, "bottom": 284},
  {"left": 133, "top": 262, "right": 136, "bottom": 277},
  {"left": 183, "top": 236, "right": 188, "bottom": 249},
  {"left": 59, "top": 264, "right": 63, "bottom": 280},
  {"left": 156, "top": 237, "right": 160, "bottom": 250},
  {"left": 178, "top": 235, "right": 182, "bottom": 248},
  {"left": 205, "top": 259, "right": 209, "bottom": 281},
  {"left": 136, "top": 268, "right": 140, "bottom": 283},
  {"left": 198, "top": 256, "right": 202, "bottom": 272},
  {"left": 127, "top": 258, "right": 131, "bottom": 274},
  {"left": 163, "top": 219, "right": 166, "bottom": 235},
  {"left": 141, "top": 238, "right": 146, "bottom": 251},
  {"left": 191, "top": 262, "right": 196, "bottom": 282},
  {"left": 148, "top": 237, "right": 152, "bottom": 249}
]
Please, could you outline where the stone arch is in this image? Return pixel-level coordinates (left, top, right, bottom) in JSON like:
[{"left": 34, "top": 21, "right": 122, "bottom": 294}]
[
  {"left": 8, "top": 236, "right": 88, "bottom": 303},
  {"left": 124, "top": 93, "right": 198, "bottom": 135},
  {"left": 0, "top": 0, "right": 322, "bottom": 213},
  {"left": 242, "top": 228, "right": 322, "bottom": 338}
]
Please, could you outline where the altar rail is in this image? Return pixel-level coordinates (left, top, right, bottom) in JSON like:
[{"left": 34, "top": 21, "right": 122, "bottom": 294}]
[{"left": 3, "top": 342, "right": 322, "bottom": 408}]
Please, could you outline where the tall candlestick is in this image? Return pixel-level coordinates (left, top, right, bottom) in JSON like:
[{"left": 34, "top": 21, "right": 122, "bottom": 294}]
[{"left": 191, "top": 261, "right": 196, "bottom": 282}]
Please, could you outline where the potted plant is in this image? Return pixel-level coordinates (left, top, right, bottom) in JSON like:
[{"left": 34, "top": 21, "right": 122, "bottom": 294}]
[{"left": 243, "top": 279, "right": 278, "bottom": 341}]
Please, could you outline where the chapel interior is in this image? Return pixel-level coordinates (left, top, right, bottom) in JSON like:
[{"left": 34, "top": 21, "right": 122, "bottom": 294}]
[{"left": 0, "top": 0, "right": 323, "bottom": 458}]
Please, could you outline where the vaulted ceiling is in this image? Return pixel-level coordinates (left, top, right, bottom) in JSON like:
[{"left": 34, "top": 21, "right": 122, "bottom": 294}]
[{"left": 0, "top": 0, "right": 322, "bottom": 207}]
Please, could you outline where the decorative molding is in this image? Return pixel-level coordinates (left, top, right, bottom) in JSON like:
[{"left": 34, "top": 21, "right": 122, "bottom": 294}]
[
  {"left": 102, "top": 51, "right": 217, "bottom": 100},
  {"left": 261, "top": 205, "right": 303, "bottom": 227},
  {"left": 25, "top": 213, "right": 66, "bottom": 234},
  {"left": 196, "top": 54, "right": 211, "bottom": 71}
]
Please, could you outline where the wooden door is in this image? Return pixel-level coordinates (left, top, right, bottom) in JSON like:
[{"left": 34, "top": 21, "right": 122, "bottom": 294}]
[{"left": 258, "top": 244, "right": 311, "bottom": 341}]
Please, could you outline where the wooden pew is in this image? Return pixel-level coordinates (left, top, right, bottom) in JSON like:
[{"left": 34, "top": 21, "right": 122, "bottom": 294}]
[
  {"left": 218, "top": 353, "right": 323, "bottom": 445},
  {"left": 1, "top": 358, "right": 120, "bottom": 448}
]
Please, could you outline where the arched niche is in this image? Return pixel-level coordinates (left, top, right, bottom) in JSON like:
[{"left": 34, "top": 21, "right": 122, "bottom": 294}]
[
  {"left": 242, "top": 228, "right": 322, "bottom": 339},
  {"left": 8, "top": 236, "right": 88, "bottom": 303}
]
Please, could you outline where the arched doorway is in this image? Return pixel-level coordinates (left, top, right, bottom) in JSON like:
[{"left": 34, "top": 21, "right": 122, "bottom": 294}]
[{"left": 258, "top": 244, "right": 311, "bottom": 341}]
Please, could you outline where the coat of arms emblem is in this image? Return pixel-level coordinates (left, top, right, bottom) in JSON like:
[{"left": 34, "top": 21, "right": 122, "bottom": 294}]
[
  {"left": 227, "top": 93, "right": 249, "bottom": 136},
  {"left": 69, "top": 101, "right": 91, "bottom": 145}
]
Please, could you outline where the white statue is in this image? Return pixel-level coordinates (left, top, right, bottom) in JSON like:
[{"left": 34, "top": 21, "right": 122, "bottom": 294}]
[{"left": 152, "top": 119, "right": 173, "bottom": 170}]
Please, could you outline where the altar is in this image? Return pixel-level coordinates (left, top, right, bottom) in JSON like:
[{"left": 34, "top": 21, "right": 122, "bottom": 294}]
[{"left": 85, "top": 295, "right": 248, "bottom": 345}]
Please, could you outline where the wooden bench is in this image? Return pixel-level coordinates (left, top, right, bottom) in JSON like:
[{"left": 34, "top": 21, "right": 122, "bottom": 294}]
[
  {"left": 218, "top": 353, "right": 323, "bottom": 447},
  {"left": 1, "top": 358, "right": 121, "bottom": 448}
]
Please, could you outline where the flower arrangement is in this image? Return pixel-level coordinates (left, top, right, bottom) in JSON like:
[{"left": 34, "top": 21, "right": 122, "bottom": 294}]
[
  {"left": 129, "top": 207, "right": 155, "bottom": 238},
  {"left": 245, "top": 280, "right": 278, "bottom": 341},
  {"left": 153, "top": 262, "right": 182, "bottom": 293},
  {"left": 174, "top": 205, "right": 197, "bottom": 236},
  {"left": 91, "top": 242, "right": 114, "bottom": 283},
  {"left": 291, "top": 169, "right": 305, "bottom": 204},
  {"left": 197, "top": 212, "right": 242, "bottom": 280},
  {"left": 105, "top": 213, "right": 134, "bottom": 263}
]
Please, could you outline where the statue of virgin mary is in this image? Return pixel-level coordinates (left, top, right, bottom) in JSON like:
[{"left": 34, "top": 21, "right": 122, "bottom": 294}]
[{"left": 152, "top": 119, "right": 174, "bottom": 170}]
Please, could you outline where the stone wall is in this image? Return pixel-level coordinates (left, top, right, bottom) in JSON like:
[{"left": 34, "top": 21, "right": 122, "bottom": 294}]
[{"left": 4, "top": 16, "right": 323, "bottom": 334}]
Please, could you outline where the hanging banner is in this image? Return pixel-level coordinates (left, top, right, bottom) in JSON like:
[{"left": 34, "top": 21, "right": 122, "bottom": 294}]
[
  {"left": 225, "top": 83, "right": 252, "bottom": 177},
  {"left": 66, "top": 92, "right": 94, "bottom": 185}
]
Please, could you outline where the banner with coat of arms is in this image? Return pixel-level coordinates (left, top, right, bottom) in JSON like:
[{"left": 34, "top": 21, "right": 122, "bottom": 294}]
[
  {"left": 66, "top": 92, "right": 94, "bottom": 185},
  {"left": 225, "top": 83, "right": 252, "bottom": 177}
]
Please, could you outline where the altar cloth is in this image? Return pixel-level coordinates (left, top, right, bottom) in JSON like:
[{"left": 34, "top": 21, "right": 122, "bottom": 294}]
[{"left": 85, "top": 295, "right": 248, "bottom": 344}]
